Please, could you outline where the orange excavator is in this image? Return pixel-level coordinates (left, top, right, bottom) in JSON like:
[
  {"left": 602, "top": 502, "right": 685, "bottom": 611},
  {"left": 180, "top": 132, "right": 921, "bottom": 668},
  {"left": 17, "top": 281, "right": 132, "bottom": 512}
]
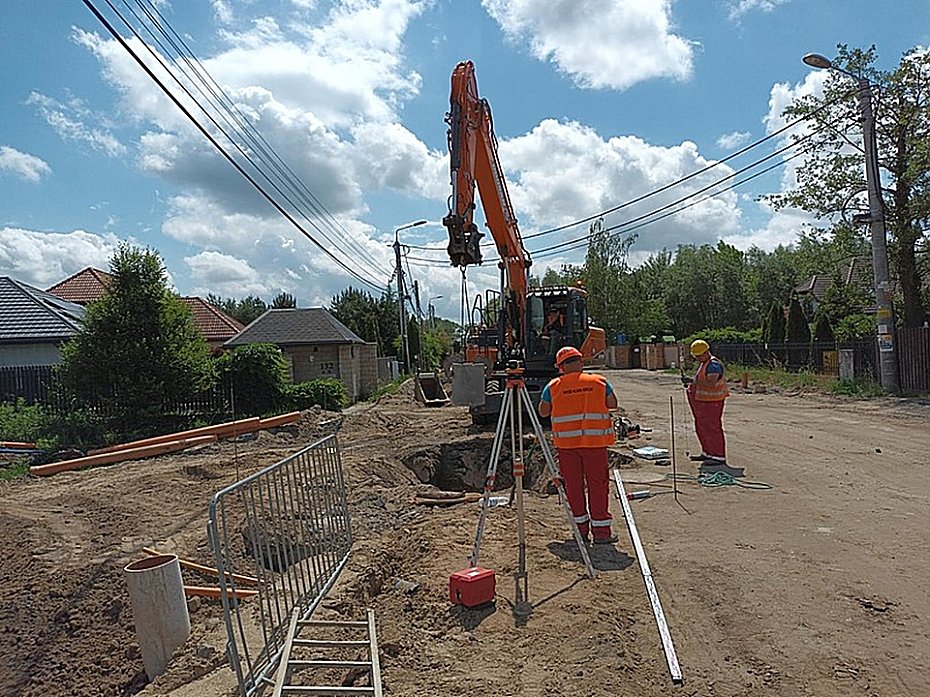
[{"left": 442, "top": 60, "right": 606, "bottom": 422}]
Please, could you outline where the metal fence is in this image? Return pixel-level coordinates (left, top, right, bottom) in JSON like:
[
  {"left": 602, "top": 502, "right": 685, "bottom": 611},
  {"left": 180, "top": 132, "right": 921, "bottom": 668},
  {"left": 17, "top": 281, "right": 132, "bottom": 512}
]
[
  {"left": 710, "top": 340, "right": 879, "bottom": 380},
  {"left": 0, "top": 365, "right": 55, "bottom": 405},
  {"left": 208, "top": 434, "right": 353, "bottom": 697},
  {"left": 0, "top": 364, "right": 232, "bottom": 417},
  {"left": 898, "top": 327, "right": 930, "bottom": 393}
]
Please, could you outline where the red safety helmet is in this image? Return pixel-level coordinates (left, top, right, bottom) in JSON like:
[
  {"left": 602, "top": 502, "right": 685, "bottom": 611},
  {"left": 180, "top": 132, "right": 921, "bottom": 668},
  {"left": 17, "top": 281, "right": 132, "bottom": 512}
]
[{"left": 555, "top": 346, "right": 583, "bottom": 367}]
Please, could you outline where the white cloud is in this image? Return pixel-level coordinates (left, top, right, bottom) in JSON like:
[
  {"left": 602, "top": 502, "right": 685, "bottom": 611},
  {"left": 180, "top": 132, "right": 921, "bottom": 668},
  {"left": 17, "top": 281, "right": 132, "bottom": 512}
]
[
  {"left": 499, "top": 119, "right": 741, "bottom": 254},
  {"left": 727, "top": 0, "right": 790, "bottom": 22},
  {"left": 26, "top": 91, "right": 127, "bottom": 157},
  {"left": 482, "top": 0, "right": 693, "bottom": 90},
  {"left": 0, "top": 146, "right": 51, "bottom": 183},
  {"left": 716, "top": 130, "right": 751, "bottom": 150},
  {"left": 0, "top": 228, "right": 121, "bottom": 287}
]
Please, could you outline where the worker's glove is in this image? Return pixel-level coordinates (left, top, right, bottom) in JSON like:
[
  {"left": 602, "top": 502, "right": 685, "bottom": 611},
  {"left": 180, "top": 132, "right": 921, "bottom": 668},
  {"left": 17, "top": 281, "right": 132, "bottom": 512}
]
[{"left": 680, "top": 376, "right": 692, "bottom": 386}]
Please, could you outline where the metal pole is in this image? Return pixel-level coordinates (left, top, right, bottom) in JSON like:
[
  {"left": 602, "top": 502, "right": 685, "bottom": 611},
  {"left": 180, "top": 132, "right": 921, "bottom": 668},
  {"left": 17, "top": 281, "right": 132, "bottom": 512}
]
[
  {"left": 413, "top": 280, "right": 423, "bottom": 373},
  {"left": 858, "top": 77, "right": 900, "bottom": 393},
  {"left": 393, "top": 233, "right": 409, "bottom": 374}
]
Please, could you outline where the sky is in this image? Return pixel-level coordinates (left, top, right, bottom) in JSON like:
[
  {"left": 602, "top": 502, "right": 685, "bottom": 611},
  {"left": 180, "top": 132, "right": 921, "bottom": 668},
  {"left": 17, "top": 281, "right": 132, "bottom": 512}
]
[{"left": 1, "top": 0, "right": 928, "bottom": 321}]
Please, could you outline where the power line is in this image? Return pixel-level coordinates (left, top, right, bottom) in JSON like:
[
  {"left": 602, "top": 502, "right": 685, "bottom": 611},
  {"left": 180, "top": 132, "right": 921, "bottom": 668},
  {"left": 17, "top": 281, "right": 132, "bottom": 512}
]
[{"left": 83, "top": 0, "right": 390, "bottom": 292}]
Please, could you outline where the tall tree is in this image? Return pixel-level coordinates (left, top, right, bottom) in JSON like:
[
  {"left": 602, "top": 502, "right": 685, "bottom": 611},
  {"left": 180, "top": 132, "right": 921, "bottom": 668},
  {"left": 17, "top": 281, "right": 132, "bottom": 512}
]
[
  {"left": 271, "top": 292, "right": 297, "bottom": 308},
  {"left": 771, "top": 45, "right": 930, "bottom": 327},
  {"left": 59, "top": 244, "right": 214, "bottom": 438},
  {"left": 206, "top": 294, "right": 268, "bottom": 326}
]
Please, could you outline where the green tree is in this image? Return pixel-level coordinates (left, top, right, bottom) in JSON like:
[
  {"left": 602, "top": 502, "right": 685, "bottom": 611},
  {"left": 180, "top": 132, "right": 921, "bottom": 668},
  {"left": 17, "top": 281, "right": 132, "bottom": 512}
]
[
  {"left": 771, "top": 45, "right": 930, "bottom": 327},
  {"left": 763, "top": 301, "right": 786, "bottom": 345},
  {"left": 812, "top": 310, "right": 835, "bottom": 341},
  {"left": 59, "top": 244, "right": 214, "bottom": 438},
  {"left": 271, "top": 291, "right": 297, "bottom": 308},
  {"left": 206, "top": 294, "right": 268, "bottom": 326},
  {"left": 216, "top": 343, "right": 288, "bottom": 416},
  {"left": 330, "top": 286, "right": 399, "bottom": 357}
]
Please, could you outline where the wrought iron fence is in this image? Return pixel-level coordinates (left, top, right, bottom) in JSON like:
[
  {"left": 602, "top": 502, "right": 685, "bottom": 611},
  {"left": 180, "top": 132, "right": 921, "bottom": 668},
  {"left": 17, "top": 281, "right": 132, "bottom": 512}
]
[
  {"left": 709, "top": 340, "right": 879, "bottom": 380},
  {"left": 207, "top": 434, "right": 352, "bottom": 697}
]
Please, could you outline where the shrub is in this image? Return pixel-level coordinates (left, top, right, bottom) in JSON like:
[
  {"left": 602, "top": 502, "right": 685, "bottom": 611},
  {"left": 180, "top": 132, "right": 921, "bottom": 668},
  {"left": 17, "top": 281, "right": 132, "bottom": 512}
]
[
  {"left": 284, "top": 378, "right": 349, "bottom": 412},
  {"left": 216, "top": 343, "right": 289, "bottom": 416},
  {"left": 0, "top": 400, "right": 44, "bottom": 443}
]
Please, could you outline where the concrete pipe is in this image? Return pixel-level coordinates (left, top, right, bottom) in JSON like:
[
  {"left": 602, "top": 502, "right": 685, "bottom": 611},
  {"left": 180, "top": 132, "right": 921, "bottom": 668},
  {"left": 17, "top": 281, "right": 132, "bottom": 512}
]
[{"left": 124, "top": 553, "right": 191, "bottom": 680}]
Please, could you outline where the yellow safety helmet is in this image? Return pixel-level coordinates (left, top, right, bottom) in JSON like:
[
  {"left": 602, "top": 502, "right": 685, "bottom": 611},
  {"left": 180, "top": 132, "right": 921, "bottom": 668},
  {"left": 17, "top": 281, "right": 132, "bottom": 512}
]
[{"left": 690, "top": 339, "right": 710, "bottom": 357}]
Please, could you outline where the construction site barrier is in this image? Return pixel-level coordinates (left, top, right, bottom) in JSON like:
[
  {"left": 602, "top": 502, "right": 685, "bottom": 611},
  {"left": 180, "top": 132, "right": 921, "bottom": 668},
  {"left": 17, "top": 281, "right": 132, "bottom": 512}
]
[{"left": 208, "top": 434, "right": 352, "bottom": 697}]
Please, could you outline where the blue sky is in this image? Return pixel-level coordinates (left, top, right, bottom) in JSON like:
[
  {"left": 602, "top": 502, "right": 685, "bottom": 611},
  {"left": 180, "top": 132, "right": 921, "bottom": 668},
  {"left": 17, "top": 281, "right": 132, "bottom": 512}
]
[{"left": 1, "top": 1, "right": 927, "bottom": 320}]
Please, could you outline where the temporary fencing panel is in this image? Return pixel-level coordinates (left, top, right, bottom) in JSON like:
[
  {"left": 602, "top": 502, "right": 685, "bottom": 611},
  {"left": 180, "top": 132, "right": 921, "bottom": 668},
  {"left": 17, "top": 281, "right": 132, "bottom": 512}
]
[{"left": 208, "top": 434, "right": 352, "bottom": 697}]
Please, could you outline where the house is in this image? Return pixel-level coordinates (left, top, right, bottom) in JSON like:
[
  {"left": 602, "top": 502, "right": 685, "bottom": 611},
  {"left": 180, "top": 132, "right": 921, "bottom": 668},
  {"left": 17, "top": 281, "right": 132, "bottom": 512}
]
[
  {"left": 46, "top": 267, "right": 243, "bottom": 350},
  {"left": 794, "top": 256, "right": 874, "bottom": 317},
  {"left": 0, "top": 276, "right": 85, "bottom": 367},
  {"left": 224, "top": 307, "right": 378, "bottom": 401},
  {"left": 179, "top": 297, "right": 244, "bottom": 352}
]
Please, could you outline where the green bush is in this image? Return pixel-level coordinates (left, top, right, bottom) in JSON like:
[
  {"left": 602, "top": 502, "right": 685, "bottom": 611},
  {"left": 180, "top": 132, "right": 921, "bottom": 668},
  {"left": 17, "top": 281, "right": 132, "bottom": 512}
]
[
  {"left": 284, "top": 378, "right": 349, "bottom": 412},
  {"left": 683, "top": 327, "right": 762, "bottom": 344},
  {"left": 0, "top": 400, "right": 44, "bottom": 443},
  {"left": 216, "top": 343, "right": 289, "bottom": 416}
]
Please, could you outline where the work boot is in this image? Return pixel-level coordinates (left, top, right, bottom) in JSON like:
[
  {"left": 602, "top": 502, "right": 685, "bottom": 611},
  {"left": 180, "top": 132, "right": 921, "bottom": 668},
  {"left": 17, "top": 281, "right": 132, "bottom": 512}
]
[
  {"left": 593, "top": 533, "right": 619, "bottom": 545},
  {"left": 688, "top": 453, "right": 709, "bottom": 462}
]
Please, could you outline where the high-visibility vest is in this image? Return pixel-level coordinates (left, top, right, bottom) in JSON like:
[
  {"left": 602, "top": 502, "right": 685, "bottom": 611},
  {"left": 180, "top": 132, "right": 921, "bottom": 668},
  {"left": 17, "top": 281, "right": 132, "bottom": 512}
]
[
  {"left": 692, "top": 356, "right": 730, "bottom": 402},
  {"left": 548, "top": 372, "right": 615, "bottom": 449}
]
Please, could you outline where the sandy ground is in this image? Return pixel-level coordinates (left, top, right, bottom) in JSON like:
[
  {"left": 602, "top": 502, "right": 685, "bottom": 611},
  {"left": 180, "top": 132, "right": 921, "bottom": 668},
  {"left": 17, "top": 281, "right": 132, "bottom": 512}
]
[{"left": 1, "top": 370, "right": 929, "bottom": 697}]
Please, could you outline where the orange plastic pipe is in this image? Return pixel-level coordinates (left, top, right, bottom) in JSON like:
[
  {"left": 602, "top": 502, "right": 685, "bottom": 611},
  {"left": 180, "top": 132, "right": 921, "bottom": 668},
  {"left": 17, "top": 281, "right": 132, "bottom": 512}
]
[
  {"left": 88, "top": 417, "right": 261, "bottom": 455},
  {"left": 184, "top": 585, "right": 259, "bottom": 600},
  {"left": 257, "top": 411, "right": 302, "bottom": 429},
  {"left": 142, "top": 547, "right": 259, "bottom": 586},
  {"left": 0, "top": 441, "right": 38, "bottom": 449},
  {"left": 30, "top": 435, "right": 217, "bottom": 477}
]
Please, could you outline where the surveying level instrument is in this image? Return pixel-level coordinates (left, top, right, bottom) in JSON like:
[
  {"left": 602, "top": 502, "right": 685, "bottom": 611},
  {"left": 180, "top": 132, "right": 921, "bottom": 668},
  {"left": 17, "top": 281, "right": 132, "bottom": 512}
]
[{"left": 463, "top": 359, "right": 596, "bottom": 618}]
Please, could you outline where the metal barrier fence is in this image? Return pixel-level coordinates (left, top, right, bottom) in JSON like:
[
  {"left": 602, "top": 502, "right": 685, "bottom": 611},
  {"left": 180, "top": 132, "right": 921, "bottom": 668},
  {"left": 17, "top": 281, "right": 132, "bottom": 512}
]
[{"left": 208, "top": 434, "right": 352, "bottom": 697}]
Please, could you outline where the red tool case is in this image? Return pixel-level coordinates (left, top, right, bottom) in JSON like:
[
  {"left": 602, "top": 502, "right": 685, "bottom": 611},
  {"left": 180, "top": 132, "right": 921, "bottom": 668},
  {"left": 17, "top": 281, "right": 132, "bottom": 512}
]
[{"left": 449, "top": 566, "right": 496, "bottom": 607}]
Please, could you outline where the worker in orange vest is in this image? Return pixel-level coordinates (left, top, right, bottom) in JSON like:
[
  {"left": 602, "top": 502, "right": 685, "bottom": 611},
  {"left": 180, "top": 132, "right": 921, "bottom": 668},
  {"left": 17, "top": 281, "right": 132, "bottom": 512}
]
[
  {"left": 538, "top": 346, "right": 619, "bottom": 545},
  {"left": 682, "top": 339, "right": 730, "bottom": 466}
]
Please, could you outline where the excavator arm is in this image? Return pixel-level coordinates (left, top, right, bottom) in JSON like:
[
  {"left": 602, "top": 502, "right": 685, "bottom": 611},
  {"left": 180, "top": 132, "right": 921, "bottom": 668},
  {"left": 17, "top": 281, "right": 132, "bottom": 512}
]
[{"left": 443, "top": 60, "right": 530, "bottom": 337}]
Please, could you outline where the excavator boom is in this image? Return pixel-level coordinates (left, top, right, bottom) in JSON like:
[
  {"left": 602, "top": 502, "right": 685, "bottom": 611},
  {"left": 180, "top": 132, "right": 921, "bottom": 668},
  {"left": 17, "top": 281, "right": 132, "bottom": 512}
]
[{"left": 443, "top": 60, "right": 529, "bottom": 327}]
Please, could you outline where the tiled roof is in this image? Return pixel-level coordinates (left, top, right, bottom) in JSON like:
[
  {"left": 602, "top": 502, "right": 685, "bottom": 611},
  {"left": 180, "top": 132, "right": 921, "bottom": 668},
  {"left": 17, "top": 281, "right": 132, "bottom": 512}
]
[
  {"left": 225, "top": 307, "right": 365, "bottom": 347},
  {"left": 0, "top": 276, "right": 85, "bottom": 344},
  {"left": 46, "top": 267, "right": 113, "bottom": 305},
  {"left": 180, "top": 297, "right": 244, "bottom": 342},
  {"left": 794, "top": 274, "right": 831, "bottom": 300}
]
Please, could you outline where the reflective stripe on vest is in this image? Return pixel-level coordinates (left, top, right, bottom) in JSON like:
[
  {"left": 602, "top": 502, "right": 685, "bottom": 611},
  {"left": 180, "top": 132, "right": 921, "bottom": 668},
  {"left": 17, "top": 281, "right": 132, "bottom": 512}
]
[
  {"left": 548, "top": 372, "right": 616, "bottom": 449},
  {"left": 692, "top": 356, "right": 730, "bottom": 401}
]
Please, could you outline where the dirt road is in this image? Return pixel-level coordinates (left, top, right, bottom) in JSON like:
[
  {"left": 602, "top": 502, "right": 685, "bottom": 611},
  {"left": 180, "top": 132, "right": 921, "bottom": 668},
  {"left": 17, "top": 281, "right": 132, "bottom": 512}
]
[{"left": 1, "top": 370, "right": 928, "bottom": 696}]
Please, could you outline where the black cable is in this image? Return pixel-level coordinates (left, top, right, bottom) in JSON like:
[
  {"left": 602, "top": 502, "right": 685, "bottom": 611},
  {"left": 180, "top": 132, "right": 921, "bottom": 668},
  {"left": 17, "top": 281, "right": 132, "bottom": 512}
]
[
  {"left": 123, "top": 0, "right": 391, "bottom": 277},
  {"left": 83, "top": 0, "right": 389, "bottom": 291}
]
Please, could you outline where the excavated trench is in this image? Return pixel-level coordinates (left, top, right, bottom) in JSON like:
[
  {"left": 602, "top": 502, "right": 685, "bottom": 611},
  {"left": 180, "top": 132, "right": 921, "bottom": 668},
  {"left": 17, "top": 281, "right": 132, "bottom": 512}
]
[{"left": 401, "top": 435, "right": 549, "bottom": 492}]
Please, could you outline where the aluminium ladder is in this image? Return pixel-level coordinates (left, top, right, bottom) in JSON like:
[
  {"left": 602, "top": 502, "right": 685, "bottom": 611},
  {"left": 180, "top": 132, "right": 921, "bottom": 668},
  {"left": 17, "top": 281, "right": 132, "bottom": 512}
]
[{"left": 271, "top": 609, "right": 383, "bottom": 697}]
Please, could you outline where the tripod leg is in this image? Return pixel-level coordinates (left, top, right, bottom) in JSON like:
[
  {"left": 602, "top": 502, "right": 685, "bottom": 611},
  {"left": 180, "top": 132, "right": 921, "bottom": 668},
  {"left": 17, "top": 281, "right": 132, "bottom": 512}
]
[
  {"left": 512, "top": 389, "right": 530, "bottom": 617},
  {"left": 519, "top": 386, "right": 596, "bottom": 579},
  {"left": 468, "top": 386, "right": 512, "bottom": 568}
]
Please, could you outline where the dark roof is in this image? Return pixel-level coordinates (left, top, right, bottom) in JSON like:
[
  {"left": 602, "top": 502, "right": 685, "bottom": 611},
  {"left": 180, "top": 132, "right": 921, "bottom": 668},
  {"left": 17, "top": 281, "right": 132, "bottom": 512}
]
[
  {"left": 794, "top": 274, "right": 832, "bottom": 300},
  {"left": 180, "top": 297, "right": 244, "bottom": 342},
  {"left": 0, "top": 276, "right": 85, "bottom": 344},
  {"left": 225, "top": 307, "right": 365, "bottom": 347},
  {"left": 46, "top": 267, "right": 113, "bottom": 305}
]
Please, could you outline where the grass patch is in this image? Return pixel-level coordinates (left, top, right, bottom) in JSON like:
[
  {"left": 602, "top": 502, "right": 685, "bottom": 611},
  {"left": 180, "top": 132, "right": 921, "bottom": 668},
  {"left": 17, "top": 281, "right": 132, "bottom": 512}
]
[
  {"left": 829, "top": 377, "right": 885, "bottom": 398},
  {"left": 0, "top": 461, "right": 31, "bottom": 481},
  {"left": 672, "top": 363, "right": 873, "bottom": 395},
  {"left": 367, "top": 377, "right": 404, "bottom": 402}
]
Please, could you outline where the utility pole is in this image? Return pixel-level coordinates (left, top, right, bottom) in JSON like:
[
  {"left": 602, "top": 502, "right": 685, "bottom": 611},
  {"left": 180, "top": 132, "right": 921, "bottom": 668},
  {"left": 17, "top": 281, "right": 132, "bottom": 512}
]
[
  {"left": 802, "top": 53, "right": 900, "bottom": 393},
  {"left": 413, "top": 280, "right": 424, "bottom": 372},
  {"left": 393, "top": 233, "right": 409, "bottom": 374},
  {"left": 391, "top": 220, "right": 427, "bottom": 375}
]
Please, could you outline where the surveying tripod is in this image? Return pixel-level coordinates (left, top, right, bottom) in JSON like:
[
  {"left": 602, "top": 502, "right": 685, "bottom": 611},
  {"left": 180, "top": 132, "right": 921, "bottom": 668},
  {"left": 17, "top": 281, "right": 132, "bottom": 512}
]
[{"left": 469, "top": 362, "right": 596, "bottom": 617}]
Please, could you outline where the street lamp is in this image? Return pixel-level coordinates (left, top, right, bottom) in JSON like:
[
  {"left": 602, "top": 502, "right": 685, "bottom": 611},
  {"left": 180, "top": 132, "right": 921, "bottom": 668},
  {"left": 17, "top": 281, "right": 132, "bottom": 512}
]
[
  {"left": 393, "top": 219, "right": 428, "bottom": 373},
  {"left": 802, "top": 53, "right": 900, "bottom": 393},
  {"left": 428, "top": 295, "right": 443, "bottom": 328}
]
